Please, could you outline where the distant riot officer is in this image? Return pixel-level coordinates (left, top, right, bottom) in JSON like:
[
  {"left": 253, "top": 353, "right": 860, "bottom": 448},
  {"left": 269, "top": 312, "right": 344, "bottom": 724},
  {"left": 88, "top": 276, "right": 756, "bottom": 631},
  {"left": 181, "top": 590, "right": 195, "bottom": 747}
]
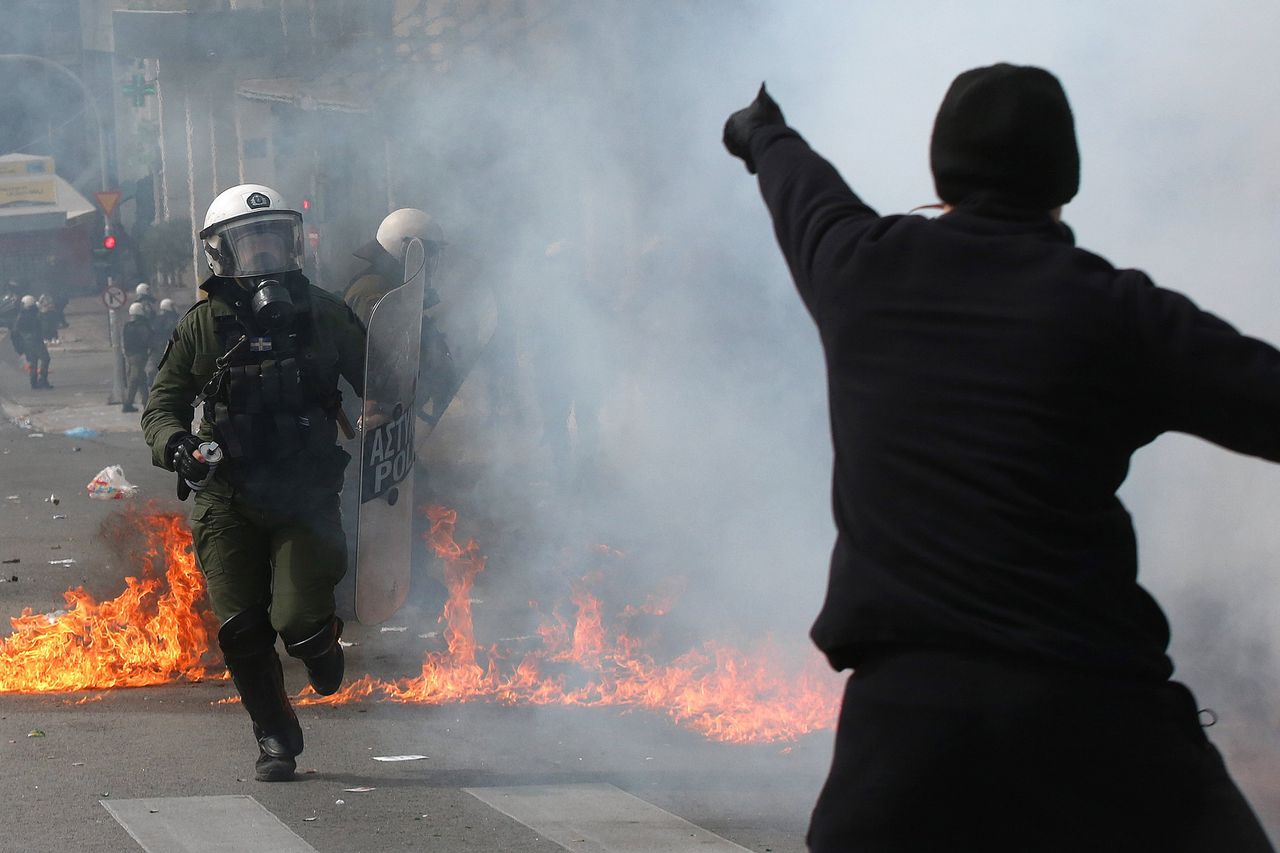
[
  {"left": 141, "top": 183, "right": 366, "bottom": 782},
  {"left": 132, "top": 282, "right": 157, "bottom": 318},
  {"left": 146, "top": 297, "right": 180, "bottom": 386},
  {"left": 13, "top": 295, "right": 50, "bottom": 389},
  {"left": 121, "top": 301, "right": 152, "bottom": 413},
  {"left": 344, "top": 208, "right": 455, "bottom": 424}
]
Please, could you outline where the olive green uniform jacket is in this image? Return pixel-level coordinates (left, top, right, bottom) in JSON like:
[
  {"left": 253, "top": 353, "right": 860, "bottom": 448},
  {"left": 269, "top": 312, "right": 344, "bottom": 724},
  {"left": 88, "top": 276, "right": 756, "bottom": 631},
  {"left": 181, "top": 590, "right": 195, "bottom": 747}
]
[{"left": 142, "top": 278, "right": 366, "bottom": 498}]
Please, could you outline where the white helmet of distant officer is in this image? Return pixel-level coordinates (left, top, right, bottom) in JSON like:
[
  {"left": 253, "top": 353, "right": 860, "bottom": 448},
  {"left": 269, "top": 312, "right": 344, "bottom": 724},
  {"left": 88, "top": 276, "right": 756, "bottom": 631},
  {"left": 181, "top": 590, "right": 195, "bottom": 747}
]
[
  {"left": 159, "top": 298, "right": 174, "bottom": 312},
  {"left": 128, "top": 301, "right": 147, "bottom": 317},
  {"left": 376, "top": 208, "right": 445, "bottom": 280},
  {"left": 200, "top": 183, "right": 304, "bottom": 331},
  {"left": 136, "top": 282, "right": 151, "bottom": 297},
  {"left": 20, "top": 294, "right": 36, "bottom": 309}
]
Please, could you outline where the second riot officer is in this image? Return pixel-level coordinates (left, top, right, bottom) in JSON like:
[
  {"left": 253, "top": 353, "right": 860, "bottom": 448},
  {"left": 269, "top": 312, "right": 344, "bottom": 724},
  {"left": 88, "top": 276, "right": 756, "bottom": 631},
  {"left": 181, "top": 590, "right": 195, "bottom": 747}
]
[
  {"left": 141, "top": 183, "right": 367, "bottom": 782},
  {"left": 343, "top": 208, "right": 455, "bottom": 425}
]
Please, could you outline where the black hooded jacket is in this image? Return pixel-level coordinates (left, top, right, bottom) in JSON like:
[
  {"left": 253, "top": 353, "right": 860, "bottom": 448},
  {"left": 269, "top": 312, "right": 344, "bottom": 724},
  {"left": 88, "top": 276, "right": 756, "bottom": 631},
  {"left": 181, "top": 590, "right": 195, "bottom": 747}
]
[{"left": 748, "top": 125, "right": 1280, "bottom": 680}]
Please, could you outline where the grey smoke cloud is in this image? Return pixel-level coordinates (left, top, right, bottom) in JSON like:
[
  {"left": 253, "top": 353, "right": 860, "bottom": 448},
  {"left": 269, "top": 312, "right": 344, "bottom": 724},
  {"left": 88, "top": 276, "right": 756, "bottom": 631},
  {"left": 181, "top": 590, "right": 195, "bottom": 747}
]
[{"left": 395, "top": 1, "right": 1280, "bottom": 731}]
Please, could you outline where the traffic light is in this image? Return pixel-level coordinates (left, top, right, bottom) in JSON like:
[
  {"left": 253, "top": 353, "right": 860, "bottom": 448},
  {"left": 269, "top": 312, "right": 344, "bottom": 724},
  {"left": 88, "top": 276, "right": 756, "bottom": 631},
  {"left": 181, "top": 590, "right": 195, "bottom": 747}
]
[
  {"left": 301, "top": 195, "right": 324, "bottom": 222},
  {"left": 92, "top": 233, "right": 118, "bottom": 274}
]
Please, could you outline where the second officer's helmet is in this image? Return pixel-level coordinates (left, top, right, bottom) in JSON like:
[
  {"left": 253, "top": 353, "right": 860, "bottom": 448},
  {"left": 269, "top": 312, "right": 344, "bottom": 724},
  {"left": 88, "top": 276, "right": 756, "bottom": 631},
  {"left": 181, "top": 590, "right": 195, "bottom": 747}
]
[
  {"left": 135, "top": 282, "right": 150, "bottom": 297},
  {"left": 159, "top": 298, "right": 174, "bottom": 312},
  {"left": 376, "top": 208, "right": 445, "bottom": 265},
  {"left": 200, "top": 184, "right": 304, "bottom": 279},
  {"left": 128, "top": 302, "right": 146, "bottom": 317}
]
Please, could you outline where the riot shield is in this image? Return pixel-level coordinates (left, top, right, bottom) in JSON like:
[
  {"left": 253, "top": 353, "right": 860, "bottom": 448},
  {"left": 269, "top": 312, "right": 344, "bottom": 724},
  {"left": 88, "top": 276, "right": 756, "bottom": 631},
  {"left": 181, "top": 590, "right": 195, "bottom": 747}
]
[
  {"left": 353, "top": 238, "right": 427, "bottom": 624},
  {"left": 415, "top": 270, "right": 499, "bottom": 438}
]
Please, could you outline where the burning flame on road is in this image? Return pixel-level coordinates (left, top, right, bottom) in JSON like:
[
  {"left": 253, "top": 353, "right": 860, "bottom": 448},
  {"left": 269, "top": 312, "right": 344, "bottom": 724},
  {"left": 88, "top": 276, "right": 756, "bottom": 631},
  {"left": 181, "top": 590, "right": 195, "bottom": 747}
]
[
  {"left": 0, "top": 511, "right": 214, "bottom": 692},
  {"left": 0, "top": 507, "right": 839, "bottom": 743}
]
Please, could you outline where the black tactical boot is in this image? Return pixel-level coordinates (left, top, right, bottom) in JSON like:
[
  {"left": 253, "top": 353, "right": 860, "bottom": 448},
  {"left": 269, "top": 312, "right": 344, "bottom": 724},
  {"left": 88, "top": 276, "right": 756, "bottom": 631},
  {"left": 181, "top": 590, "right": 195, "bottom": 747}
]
[
  {"left": 218, "top": 608, "right": 304, "bottom": 782},
  {"left": 253, "top": 720, "right": 302, "bottom": 782},
  {"left": 285, "top": 616, "right": 345, "bottom": 696}
]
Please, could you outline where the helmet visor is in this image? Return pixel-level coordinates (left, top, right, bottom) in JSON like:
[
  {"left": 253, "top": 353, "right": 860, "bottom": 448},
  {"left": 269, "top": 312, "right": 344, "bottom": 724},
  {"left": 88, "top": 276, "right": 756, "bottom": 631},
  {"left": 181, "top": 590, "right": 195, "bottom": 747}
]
[{"left": 205, "top": 212, "right": 303, "bottom": 278}]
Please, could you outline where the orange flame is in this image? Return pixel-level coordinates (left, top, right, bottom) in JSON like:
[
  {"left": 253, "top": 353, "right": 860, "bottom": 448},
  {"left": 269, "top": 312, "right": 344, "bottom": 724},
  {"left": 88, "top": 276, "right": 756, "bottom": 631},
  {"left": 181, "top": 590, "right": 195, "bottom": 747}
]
[
  {"left": 0, "top": 509, "right": 213, "bottom": 692},
  {"left": 301, "top": 505, "right": 841, "bottom": 743},
  {"left": 0, "top": 507, "right": 840, "bottom": 743}
]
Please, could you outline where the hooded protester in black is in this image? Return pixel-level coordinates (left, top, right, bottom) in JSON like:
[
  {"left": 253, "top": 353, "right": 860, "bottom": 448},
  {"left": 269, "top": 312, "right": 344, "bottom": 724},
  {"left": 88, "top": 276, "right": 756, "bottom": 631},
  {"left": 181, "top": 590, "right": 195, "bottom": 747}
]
[{"left": 725, "top": 64, "right": 1277, "bottom": 852}]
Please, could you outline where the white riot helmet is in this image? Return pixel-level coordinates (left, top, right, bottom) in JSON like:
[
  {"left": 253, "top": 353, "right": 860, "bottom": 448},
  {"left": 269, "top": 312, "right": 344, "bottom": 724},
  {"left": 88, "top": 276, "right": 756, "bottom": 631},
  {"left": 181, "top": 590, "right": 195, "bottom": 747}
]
[
  {"left": 128, "top": 302, "right": 147, "bottom": 317},
  {"left": 159, "top": 298, "right": 174, "bottom": 312},
  {"left": 20, "top": 294, "right": 35, "bottom": 308},
  {"left": 376, "top": 208, "right": 445, "bottom": 264},
  {"left": 200, "top": 184, "right": 303, "bottom": 279},
  {"left": 135, "top": 282, "right": 150, "bottom": 297}
]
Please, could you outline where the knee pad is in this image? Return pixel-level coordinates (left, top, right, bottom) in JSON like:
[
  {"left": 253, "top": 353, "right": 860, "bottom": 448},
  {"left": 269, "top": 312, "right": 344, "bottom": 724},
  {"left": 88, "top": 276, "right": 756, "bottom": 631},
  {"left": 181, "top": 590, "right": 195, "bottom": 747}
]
[
  {"left": 284, "top": 615, "right": 343, "bottom": 660},
  {"left": 218, "top": 606, "right": 276, "bottom": 661}
]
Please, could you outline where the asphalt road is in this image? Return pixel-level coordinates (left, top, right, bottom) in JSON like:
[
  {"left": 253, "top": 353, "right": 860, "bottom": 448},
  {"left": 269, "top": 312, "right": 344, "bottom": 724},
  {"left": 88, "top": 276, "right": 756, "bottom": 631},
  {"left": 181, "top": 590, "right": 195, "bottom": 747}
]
[
  {"left": 0, "top": 421, "right": 829, "bottom": 853},
  {"left": 0, "top": 296, "right": 833, "bottom": 852}
]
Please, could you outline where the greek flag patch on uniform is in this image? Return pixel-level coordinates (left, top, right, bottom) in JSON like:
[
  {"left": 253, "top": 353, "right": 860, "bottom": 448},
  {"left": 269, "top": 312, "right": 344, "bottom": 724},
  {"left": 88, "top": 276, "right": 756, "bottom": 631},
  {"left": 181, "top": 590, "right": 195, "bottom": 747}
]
[{"left": 249, "top": 337, "right": 272, "bottom": 352}]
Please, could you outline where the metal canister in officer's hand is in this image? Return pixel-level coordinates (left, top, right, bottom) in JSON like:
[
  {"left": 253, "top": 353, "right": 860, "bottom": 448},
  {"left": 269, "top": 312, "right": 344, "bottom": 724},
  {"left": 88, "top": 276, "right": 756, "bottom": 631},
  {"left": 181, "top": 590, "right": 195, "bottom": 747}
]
[{"left": 187, "top": 441, "right": 223, "bottom": 491}]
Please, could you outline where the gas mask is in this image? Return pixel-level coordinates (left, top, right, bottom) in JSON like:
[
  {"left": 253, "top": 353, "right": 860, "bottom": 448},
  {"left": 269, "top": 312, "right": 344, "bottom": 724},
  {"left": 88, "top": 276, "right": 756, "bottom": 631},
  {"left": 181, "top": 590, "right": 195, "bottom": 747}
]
[{"left": 246, "top": 277, "right": 294, "bottom": 331}]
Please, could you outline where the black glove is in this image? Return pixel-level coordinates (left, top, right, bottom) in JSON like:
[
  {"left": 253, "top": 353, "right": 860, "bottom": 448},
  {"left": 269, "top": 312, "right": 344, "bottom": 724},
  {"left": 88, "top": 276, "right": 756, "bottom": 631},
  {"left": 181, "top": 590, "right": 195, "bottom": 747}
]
[
  {"left": 166, "top": 432, "right": 210, "bottom": 483},
  {"left": 723, "top": 83, "right": 786, "bottom": 175}
]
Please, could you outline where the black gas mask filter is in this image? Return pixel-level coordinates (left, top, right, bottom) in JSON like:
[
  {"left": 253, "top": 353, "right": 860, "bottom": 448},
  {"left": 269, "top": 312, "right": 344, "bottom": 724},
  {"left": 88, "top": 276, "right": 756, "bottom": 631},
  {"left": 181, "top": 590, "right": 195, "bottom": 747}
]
[{"left": 248, "top": 278, "right": 294, "bottom": 331}]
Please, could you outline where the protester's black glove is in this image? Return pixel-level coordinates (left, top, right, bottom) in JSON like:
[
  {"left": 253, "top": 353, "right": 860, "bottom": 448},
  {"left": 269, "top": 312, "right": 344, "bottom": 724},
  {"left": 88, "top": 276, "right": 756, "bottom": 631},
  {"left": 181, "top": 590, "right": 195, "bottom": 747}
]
[
  {"left": 723, "top": 83, "right": 786, "bottom": 175},
  {"left": 166, "top": 432, "right": 209, "bottom": 482}
]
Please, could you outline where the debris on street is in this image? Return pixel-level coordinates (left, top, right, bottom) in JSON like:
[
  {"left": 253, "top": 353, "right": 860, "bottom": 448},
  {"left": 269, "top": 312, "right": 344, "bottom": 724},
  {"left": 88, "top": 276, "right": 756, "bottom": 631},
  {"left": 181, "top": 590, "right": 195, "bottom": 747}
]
[{"left": 86, "top": 465, "right": 139, "bottom": 500}]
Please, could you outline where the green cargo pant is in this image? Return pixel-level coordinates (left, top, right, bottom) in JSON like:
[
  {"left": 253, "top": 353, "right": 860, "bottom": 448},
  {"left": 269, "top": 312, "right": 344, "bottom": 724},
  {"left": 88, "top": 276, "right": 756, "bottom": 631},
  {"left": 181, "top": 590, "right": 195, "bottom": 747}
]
[{"left": 189, "top": 490, "right": 347, "bottom": 642}]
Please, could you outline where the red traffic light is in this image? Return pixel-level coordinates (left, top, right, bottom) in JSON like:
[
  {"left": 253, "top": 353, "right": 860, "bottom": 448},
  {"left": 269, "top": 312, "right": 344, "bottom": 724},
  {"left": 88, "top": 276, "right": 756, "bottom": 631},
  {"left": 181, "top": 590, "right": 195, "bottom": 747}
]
[
  {"left": 102, "top": 235, "right": 117, "bottom": 250},
  {"left": 301, "top": 198, "right": 311, "bottom": 210}
]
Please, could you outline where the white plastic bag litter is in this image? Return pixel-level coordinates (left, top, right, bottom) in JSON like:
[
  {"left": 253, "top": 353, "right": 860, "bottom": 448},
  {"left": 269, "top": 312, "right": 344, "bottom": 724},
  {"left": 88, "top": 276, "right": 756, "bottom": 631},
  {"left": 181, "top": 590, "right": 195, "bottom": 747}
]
[{"left": 86, "top": 465, "right": 139, "bottom": 500}]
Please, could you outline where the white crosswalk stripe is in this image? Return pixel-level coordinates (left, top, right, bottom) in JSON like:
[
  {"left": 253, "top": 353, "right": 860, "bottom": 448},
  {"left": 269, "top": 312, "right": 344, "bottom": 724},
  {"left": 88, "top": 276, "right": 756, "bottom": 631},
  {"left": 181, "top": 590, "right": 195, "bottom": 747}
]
[
  {"left": 101, "top": 795, "right": 319, "bottom": 853},
  {"left": 465, "top": 783, "right": 753, "bottom": 852}
]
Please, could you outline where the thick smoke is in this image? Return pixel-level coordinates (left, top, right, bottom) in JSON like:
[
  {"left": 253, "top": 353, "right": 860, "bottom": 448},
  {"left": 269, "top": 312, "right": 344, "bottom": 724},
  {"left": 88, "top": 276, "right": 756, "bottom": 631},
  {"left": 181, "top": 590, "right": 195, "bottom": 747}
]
[
  {"left": 401, "top": 0, "right": 1280, "bottom": 710},
  {"left": 315, "top": 0, "right": 1280, "bottom": 767}
]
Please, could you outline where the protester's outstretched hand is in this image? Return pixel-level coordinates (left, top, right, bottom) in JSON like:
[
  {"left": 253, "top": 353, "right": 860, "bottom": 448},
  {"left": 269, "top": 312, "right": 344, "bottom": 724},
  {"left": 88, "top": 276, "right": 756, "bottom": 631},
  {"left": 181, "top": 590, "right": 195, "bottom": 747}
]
[{"left": 723, "top": 83, "right": 786, "bottom": 175}]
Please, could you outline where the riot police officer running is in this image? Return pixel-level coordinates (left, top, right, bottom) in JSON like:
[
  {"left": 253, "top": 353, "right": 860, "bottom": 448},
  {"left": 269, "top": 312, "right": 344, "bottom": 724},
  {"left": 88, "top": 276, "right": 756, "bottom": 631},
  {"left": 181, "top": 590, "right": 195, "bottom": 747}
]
[{"left": 142, "top": 184, "right": 367, "bottom": 782}]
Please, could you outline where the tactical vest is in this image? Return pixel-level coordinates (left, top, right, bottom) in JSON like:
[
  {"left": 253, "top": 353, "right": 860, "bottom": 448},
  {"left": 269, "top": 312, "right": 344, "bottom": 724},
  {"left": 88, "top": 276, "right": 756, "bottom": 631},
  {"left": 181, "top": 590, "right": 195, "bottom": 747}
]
[{"left": 201, "top": 281, "right": 344, "bottom": 477}]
